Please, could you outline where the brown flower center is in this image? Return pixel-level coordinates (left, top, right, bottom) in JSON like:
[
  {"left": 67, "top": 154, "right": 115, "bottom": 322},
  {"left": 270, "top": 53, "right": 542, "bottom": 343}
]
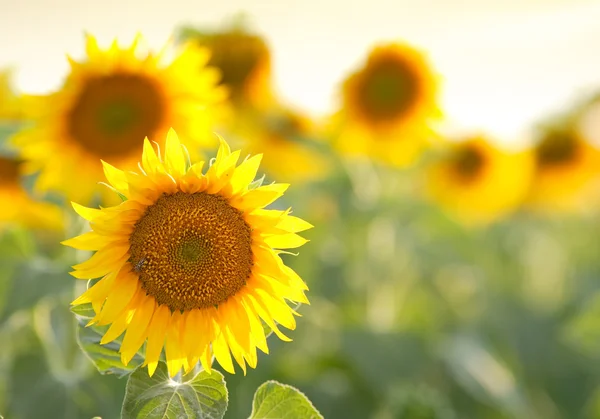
[
  {"left": 0, "top": 157, "right": 21, "bottom": 188},
  {"left": 536, "top": 131, "right": 579, "bottom": 167},
  {"left": 452, "top": 145, "right": 486, "bottom": 181},
  {"left": 129, "top": 191, "right": 253, "bottom": 311},
  {"left": 67, "top": 73, "right": 165, "bottom": 158},
  {"left": 356, "top": 56, "right": 420, "bottom": 122},
  {"left": 204, "top": 32, "right": 268, "bottom": 102}
]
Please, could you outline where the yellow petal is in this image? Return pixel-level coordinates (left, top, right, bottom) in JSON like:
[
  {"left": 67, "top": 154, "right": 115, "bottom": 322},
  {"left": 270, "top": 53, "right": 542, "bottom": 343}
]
[
  {"left": 72, "top": 243, "right": 128, "bottom": 270},
  {"left": 281, "top": 264, "right": 310, "bottom": 291},
  {"left": 244, "top": 209, "right": 288, "bottom": 232},
  {"left": 100, "top": 291, "right": 141, "bottom": 344},
  {"left": 253, "top": 288, "right": 296, "bottom": 330},
  {"left": 215, "top": 135, "right": 231, "bottom": 161},
  {"left": 276, "top": 215, "right": 314, "bottom": 233},
  {"left": 212, "top": 322, "right": 235, "bottom": 374},
  {"left": 61, "top": 231, "right": 109, "bottom": 251},
  {"left": 198, "top": 345, "right": 213, "bottom": 373},
  {"left": 101, "top": 160, "right": 129, "bottom": 195},
  {"left": 95, "top": 274, "right": 139, "bottom": 326},
  {"left": 85, "top": 33, "right": 101, "bottom": 58},
  {"left": 182, "top": 309, "right": 213, "bottom": 369},
  {"left": 71, "top": 270, "right": 118, "bottom": 308},
  {"left": 252, "top": 245, "right": 285, "bottom": 278},
  {"left": 71, "top": 246, "right": 129, "bottom": 279},
  {"left": 237, "top": 295, "right": 268, "bottom": 354},
  {"left": 165, "top": 312, "right": 188, "bottom": 377},
  {"left": 144, "top": 304, "right": 171, "bottom": 377},
  {"left": 164, "top": 128, "right": 186, "bottom": 179},
  {"left": 227, "top": 299, "right": 258, "bottom": 369},
  {"left": 216, "top": 303, "right": 250, "bottom": 374},
  {"left": 100, "top": 308, "right": 134, "bottom": 344},
  {"left": 120, "top": 295, "right": 156, "bottom": 365},
  {"left": 245, "top": 293, "right": 291, "bottom": 342},
  {"left": 205, "top": 149, "right": 241, "bottom": 193},
  {"left": 255, "top": 273, "right": 309, "bottom": 305},
  {"left": 72, "top": 202, "right": 102, "bottom": 221},
  {"left": 230, "top": 154, "right": 263, "bottom": 194},
  {"left": 263, "top": 233, "right": 309, "bottom": 249},
  {"left": 230, "top": 183, "right": 289, "bottom": 211},
  {"left": 142, "top": 138, "right": 162, "bottom": 175}
]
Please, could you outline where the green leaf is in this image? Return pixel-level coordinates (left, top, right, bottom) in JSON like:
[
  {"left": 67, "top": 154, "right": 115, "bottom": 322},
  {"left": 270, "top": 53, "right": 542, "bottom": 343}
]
[
  {"left": 73, "top": 303, "right": 144, "bottom": 377},
  {"left": 0, "top": 256, "right": 71, "bottom": 322},
  {"left": 250, "top": 381, "right": 322, "bottom": 419},
  {"left": 0, "top": 121, "right": 24, "bottom": 146},
  {"left": 121, "top": 362, "right": 228, "bottom": 419},
  {"left": 249, "top": 174, "right": 266, "bottom": 190}
]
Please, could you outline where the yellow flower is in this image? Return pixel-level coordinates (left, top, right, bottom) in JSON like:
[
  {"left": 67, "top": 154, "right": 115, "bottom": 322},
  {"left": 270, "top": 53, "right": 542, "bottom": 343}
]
[
  {"left": 64, "top": 129, "right": 311, "bottom": 377},
  {"left": 427, "top": 136, "right": 533, "bottom": 224},
  {"left": 230, "top": 107, "right": 329, "bottom": 182},
  {"left": 12, "top": 35, "right": 226, "bottom": 204},
  {"left": 0, "top": 70, "right": 23, "bottom": 121},
  {"left": 331, "top": 43, "right": 440, "bottom": 166},
  {"left": 188, "top": 26, "right": 273, "bottom": 110},
  {"left": 527, "top": 127, "right": 600, "bottom": 212},
  {"left": 0, "top": 156, "right": 63, "bottom": 231}
]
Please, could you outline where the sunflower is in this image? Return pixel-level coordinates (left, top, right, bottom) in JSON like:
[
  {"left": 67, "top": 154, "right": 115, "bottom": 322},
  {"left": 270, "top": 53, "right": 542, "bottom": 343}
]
[
  {"left": 331, "top": 43, "right": 440, "bottom": 166},
  {"left": 427, "top": 136, "right": 533, "bottom": 224},
  {"left": 0, "top": 156, "right": 62, "bottom": 230},
  {"left": 229, "top": 107, "right": 329, "bottom": 182},
  {"left": 64, "top": 129, "right": 311, "bottom": 377},
  {"left": 183, "top": 25, "right": 273, "bottom": 110},
  {"left": 527, "top": 127, "right": 600, "bottom": 211},
  {"left": 12, "top": 35, "right": 226, "bottom": 204}
]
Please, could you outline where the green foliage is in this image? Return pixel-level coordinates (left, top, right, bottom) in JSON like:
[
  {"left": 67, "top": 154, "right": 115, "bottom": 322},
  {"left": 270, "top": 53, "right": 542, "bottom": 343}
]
[
  {"left": 121, "top": 362, "right": 228, "bottom": 419},
  {"left": 73, "top": 303, "right": 144, "bottom": 377},
  {"left": 250, "top": 381, "right": 323, "bottom": 419}
]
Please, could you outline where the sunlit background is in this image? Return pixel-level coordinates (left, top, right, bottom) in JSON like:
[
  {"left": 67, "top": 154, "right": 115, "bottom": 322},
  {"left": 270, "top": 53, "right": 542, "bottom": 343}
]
[{"left": 2, "top": 0, "right": 600, "bottom": 140}]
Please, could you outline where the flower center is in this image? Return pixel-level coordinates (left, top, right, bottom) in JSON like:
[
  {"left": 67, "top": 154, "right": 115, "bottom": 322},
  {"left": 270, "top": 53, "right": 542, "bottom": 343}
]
[
  {"left": 536, "top": 131, "right": 579, "bottom": 167},
  {"left": 452, "top": 145, "right": 486, "bottom": 181},
  {"left": 129, "top": 191, "right": 253, "bottom": 311},
  {"left": 0, "top": 157, "right": 21, "bottom": 188},
  {"left": 356, "top": 56, "right": 419, "bottom": 122},
  {"left": 205, "top": 33, "right": 267, "bottom": 102},
  {"left": 67, "top": 73, "right": 165, "bottom": 158}
]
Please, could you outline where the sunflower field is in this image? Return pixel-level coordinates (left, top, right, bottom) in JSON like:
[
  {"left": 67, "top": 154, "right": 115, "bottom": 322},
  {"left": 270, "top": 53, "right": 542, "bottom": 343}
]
[{"left": 2, "top": 9, "right": 600, "bottom": 419}]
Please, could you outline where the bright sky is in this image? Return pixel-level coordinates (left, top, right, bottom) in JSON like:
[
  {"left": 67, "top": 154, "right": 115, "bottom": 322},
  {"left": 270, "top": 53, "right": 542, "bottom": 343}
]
[{"left": 1, "top": 0, "right": 599, "bottom": 142}]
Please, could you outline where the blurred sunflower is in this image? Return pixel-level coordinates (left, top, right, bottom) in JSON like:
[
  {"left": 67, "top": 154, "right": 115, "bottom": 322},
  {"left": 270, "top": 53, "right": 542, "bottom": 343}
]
[
  {"left": 64, "top": 130, "right": 311, "bottom": 377},
  {"left": 427, "top": 136, "right": 533, "bottom": 225},
  {"left": 527, "top": 127, "right": 600, "bottom": 212},
  {"left": 331, "top": 43, "right": 440, "bottom": 166},
  {"left": 0, "top": 70, "right": 23, "bottom": 121},
  {"left": 12, "top": 35, "right": 226, "bottom": 204},
  {"left": 0, "top": 156, "right": 62, "bottom": 231},
  {"left": 182, "top": 24, "right": 273, "bottom": 110},
  {"left": 231, "top": 107, "right": 329, "bottom": 182},
  {"left": 578, "top": 94, "right": 600, "bottom": 146}
]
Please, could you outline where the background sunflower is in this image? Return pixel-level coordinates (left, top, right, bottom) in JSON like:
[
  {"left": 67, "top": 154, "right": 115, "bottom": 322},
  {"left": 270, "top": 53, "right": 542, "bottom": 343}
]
[
  {"left": 329, "top": 43, "right": 440, "bottom": 167},
  {"left": 11, "top": 35, "right": 226, "bottom": 204},
  {"left": 427, "top": 136, "right": 533, "bottom": 225},
  {"left": 527, "top": 120, "right": 600, "bottom": 213}
]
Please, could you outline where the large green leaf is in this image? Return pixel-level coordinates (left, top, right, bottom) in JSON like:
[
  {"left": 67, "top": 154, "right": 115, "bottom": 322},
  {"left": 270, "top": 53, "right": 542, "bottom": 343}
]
[
  {"left": 121, "top": 362, "right": 228, "bottom": 419},
  {"left": 250, "top": 381, "right": 322, "bottom": 419},
  {"left": 73, "top": 303, "right": 144, "bottom": 377}
]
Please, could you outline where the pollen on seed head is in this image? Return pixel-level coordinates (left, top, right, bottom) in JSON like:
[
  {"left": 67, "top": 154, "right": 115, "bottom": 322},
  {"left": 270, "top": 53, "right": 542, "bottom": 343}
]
[{"left": 129, "top": 191, "right": 253, "bottom": 311}]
